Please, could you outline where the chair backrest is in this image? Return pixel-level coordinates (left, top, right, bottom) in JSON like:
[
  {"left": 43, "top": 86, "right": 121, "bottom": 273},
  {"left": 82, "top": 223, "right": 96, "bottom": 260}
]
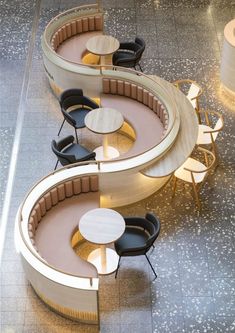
[
  {"left": 122, "top": 41, "right": 140, "bottom": 53},
  {"left": 173, "top": 80, "right": 201, "bottom": 110},
  {"left": 185, "top": 147, "right": 216, "bottom": 177},
  {"left": 200, "top": 110, "right": 224, "bottom": 142},
  {"left": 113, "top": 37, "right": 145, "bottom": 67},
  {"left": 60, "top": 90, "right": 84, "bottom": 127},
  {"left": 134, "top": 37, "right": 145, "bottom": 62},
  {"left": 135, "top": 37, "right": 145, "bottom": 52},
  {"left": 59, "top": 89, "right": 83, "bottom": 106},
  {"left": 212, "top": 117, "right": 223, "bottom": 141},
  {"left": 60, "top": 95, "right": 99, "bottom": 127},
  {"left": 51, "top": 136, "right": 76, "bottom": 166},
  {"left": 145, "top": 213, "right": 161, "bottom": 249},
  {"left": 52, "top": 135, "right": 96, "bottom": 166},
  {"left": 187, "top": 83, "right": 200, "bottom": 101},
  {"left": 62, "top": 95, "right": 99, "bottom": 111}
]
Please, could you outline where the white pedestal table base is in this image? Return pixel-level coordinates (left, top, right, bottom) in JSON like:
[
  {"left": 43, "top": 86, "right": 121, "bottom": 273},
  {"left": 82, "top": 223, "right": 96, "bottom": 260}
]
[
  {"left": 87, "top": 247, "right": 120, "bottom": 275},
  {"left": 94, "top": 146, "right": 120, "bottom": 160}
]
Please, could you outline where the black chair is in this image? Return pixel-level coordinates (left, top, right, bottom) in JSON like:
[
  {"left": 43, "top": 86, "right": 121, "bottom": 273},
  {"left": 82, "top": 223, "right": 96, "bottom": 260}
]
[
  {"left": 58, "top": 89, "right": 99, "bottom": 142},
  {"left": 113, "top": 37, "right": 146, "bottom": 72},
  {"left": 114, "top": 212, "right": 160, "bottom": 279},
  {"left": 51, "top": 135, "right": 96, "bottom": 170}
]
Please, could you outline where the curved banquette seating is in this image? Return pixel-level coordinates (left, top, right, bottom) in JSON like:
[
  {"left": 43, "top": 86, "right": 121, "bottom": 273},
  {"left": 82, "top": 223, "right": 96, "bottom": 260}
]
[
  {"left": 16, "top": 76, "right": 198, "bottom": 324},
  {"left": 51, "top": 13, "right": 103, "bottom": 64},
  {"left": 28, "top": 175, "right": 99, "bottom": 278},
  {"left": 101, "top": 78, "right": 169, "bottom": 158},
  {"left": 17, "top": 3, "right": 199, "bottom": 325},
  {"left": 17, "top": 170, "right": 101, "bottom": 324}
]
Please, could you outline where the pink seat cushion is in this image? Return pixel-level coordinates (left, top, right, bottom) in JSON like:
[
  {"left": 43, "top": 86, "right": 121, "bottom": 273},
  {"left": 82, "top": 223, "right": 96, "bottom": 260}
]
[
  {"left": 56, "top": 31, "right": 103, "bottom": 64},
  {"left": 100, "top": 94, "right": 164, "bottom": 157},
  {"left": 35, "top": 192, "right": 100, "bottom": 278}
]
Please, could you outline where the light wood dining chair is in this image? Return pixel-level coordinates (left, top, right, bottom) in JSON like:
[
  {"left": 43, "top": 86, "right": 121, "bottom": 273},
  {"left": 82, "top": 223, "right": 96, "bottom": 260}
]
[
  {"left": 196, "top": 109, "right": 224, "bottom": 164},
  {"left": 172, "top": 147, "right": 216, "bottom": 209},
  {"left": 173, "top": 79, "right": 203, "bottom": 122}
]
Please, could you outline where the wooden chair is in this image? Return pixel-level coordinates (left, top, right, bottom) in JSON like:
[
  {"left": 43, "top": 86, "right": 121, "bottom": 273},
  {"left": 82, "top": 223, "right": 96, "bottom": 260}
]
[
  {"left": 196, "top": 110, "right": 224, "bottom": 164},
  {"left": 173, "top": 79, "right": 203, "bottom": 122},
  {"left": 172, "top": 147, "right": 216, "bottom": 209}
]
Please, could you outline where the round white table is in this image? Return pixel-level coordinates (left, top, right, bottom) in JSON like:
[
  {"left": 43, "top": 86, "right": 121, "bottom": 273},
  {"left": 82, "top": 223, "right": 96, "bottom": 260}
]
[
  {"left": 86, "top": 35, "right": 120, "bottom": 65},
  {"left": 79, "top": 208, "right": 125, "bottom": 275},
  {"left": 85, "top": 107, "right": 124, "bottom": 160}
]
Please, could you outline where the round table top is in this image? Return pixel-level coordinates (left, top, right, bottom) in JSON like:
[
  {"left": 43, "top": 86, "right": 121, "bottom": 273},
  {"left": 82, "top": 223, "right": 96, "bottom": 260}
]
[
  {"left": 86, "top": 35, "right": 120, "bottom": 56},
  {"left": 85, "top": 107, "right": 124, "bottom": 134},
  {"left": 224, "top": 19, "right": 235, "bottom": 47},
  {"left": 79, "top": 208, "right": 125, "bottom": 245}
]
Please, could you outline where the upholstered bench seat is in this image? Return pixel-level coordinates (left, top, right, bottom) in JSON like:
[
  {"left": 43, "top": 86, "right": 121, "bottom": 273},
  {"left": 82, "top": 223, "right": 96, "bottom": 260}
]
[
  {"left": 100, "top": 94, "right": 165, "bottom": 157},
  {"left": 51, "top": 14, "right": 103, "bottom": 65},
  {"left": 56, "top": 31, "right": 103, "bottom": 64},
  {"left": 35, "top": 192, "right": 99, "bottom": 277},
  {"left": 28, "top": 175, "right": 100, "bottom": 278}
]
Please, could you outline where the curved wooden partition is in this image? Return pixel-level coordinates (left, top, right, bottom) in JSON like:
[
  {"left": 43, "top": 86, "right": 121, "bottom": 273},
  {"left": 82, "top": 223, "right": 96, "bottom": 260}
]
[{"left": 15, "top": 3, "right": 199, "bottom": 325}]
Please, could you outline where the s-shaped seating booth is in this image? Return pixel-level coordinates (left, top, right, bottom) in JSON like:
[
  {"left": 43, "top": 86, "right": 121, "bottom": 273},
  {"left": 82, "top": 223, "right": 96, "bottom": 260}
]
[{"left": 15, "top": 3, "right": 199, "bottom": 327}]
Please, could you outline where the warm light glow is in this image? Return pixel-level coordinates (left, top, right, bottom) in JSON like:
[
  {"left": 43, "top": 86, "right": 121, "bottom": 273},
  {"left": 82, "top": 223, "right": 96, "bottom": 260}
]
[
  {"left": 87, "top": 248, "right": 120, "bottom": 275},
  {"left": 219, "top": 84, "right": 235, "bottom": 112},
  {"left": 49, "top": 79, "right": 63, "bottom": 97},
  {"left": 91, "top": 97, "right": 101, "bottom": 106},
  {"left": 94, "top": 146, "right": 120, "bottom": 160},
  {"left": 207, "top": 5, "right": 212, "bottom": 14},
  {"left": 220, "top": 83, "right": 235, "bottom": 98}
]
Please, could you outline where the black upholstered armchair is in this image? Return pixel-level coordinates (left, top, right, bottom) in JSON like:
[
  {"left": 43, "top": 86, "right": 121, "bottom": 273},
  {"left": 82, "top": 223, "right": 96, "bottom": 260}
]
[
  {"left": 51, "top": 135, "right": 96, "bottom": 170},
  {"left": 114, "top": 212, "right": 161, "bottom": 279},
  {"left": 58, "top": 88, "right": 99, "bottom": 142},
  {"left": 113, "top": 37, "right": 146, "bottom": 72}
]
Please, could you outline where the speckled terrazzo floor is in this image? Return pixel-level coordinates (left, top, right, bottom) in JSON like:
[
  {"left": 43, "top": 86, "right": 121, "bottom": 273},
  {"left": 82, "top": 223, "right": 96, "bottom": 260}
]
[{"left": 0, "top": 0, "right": 235, "bottom": 332}]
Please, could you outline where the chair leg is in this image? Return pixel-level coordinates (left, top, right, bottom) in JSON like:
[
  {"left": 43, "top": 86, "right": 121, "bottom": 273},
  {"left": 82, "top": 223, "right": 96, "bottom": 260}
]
[
  {"left": 149, "top": 244, "right": 155, "bottom": 254},
  {"left": 115, "top": 256, "right": 121, "bottom": 279},
  {"left": 212, "top": 143, "right": 220, "bottom": 169},
  {"left": 74, "top": 128, "right": 79, "bottom": 143},
  {"left": 196, "top": 103, "right": 201, "bottom": 124},
  {"left": 145, "top": 254, "right": 157, "bottom": 279},
  {"left": 204, "top": 150, "right": 209, "bottom": 168},
  {"left": 54, "top": 160, "right": 59, "bottom": 170},
  {"left": 138, "top": 63, "right": 143, "bottom": 72},
  {"left": 214, "top": 153, "right": 220, "bottom": 170},
  {"left": 192, "top": 181, "right": 201, "bottom": 210},
  {"left": 58, "top": 119, "right": 65, "bottom": 136}
]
